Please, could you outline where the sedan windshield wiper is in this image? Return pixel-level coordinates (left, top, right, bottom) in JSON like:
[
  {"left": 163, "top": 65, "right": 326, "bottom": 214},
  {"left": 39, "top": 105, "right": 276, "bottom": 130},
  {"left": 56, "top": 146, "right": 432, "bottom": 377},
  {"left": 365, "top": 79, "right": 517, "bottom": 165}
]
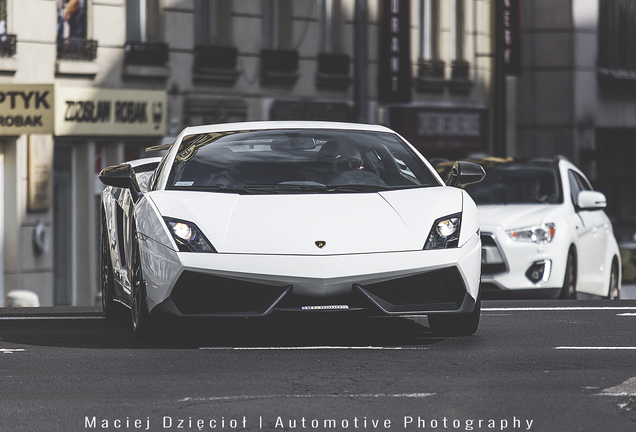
[
  {"left": 169, "top": 185, "right": 264, "bottom": 194},
  {"left": 242, "top": 183, "right": 326, "bottom": 193}
]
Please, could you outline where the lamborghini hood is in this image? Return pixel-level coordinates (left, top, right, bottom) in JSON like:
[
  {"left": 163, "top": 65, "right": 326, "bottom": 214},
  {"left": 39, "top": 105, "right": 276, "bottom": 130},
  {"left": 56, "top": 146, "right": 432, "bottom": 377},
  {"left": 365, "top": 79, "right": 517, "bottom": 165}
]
[{"left": 148, "top": 187, "right": 463, "bottom": 255}]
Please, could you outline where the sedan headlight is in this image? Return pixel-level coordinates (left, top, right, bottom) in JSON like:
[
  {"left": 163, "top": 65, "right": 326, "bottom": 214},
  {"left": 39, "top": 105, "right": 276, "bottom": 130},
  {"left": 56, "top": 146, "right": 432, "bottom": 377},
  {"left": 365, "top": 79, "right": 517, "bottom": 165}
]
[
  {"left": 424, "top": 213, "right": 462, "bottom": 250},
  {"left": 507, "top": 223, "right": 555, "bottom": 244},
  {"left": 164, "top": 217, "right": 216, "bottom": 253}
]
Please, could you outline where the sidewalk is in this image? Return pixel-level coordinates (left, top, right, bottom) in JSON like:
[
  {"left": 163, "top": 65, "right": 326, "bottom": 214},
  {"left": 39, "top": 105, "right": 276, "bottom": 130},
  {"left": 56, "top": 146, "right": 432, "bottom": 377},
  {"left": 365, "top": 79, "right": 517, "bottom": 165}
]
[{"left": 0, "top": 306, "right": 103, "bottom": 317}]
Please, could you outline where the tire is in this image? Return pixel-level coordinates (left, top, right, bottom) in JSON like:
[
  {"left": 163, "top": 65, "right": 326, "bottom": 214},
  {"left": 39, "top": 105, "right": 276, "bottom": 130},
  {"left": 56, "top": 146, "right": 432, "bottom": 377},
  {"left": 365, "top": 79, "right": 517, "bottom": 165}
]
[
  {"left": 130, "top": 225, "right": 157, "bottom": 340},
  {"left": 428, "top": 296, "right": 481, "bottom": 337},
  {"left": 101, "top": 212, "right": 125, "bottom": 320},
  {"left": 559, "top": 251, "right": 577, "bottom": 299},
  {"left": 607, "top": 260, "right": 620, "bottom": 300}
]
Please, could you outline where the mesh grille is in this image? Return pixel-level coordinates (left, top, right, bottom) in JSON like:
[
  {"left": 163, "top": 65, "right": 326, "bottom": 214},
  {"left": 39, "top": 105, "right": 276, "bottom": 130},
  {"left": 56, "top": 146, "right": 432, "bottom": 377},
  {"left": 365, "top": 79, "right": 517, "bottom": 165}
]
[
  {"left": 170, "top": 271, "right": 288, "bottom": 315},
  {"left": 360, "top": 267, "right": 466, "bottom": 306}
]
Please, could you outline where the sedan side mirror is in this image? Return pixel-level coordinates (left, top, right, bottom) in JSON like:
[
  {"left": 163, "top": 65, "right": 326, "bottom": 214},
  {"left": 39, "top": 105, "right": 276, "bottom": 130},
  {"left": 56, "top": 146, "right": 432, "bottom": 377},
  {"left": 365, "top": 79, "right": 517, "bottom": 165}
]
[
  {"left": 446, "top": 161, "right": 486, "bottom": 187},
  {"left": 577, "top": 190, "right": 607, "bottom": 210},
  {"left": 99, "top": 163, "right": 142, "bottom": 201}
]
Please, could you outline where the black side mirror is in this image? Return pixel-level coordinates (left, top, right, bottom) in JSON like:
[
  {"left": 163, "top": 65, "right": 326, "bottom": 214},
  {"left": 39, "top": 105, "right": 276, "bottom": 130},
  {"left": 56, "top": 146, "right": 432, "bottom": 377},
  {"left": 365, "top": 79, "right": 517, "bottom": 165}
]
[
  {"left": 99, "top": 163, "right": 142, "bottom": 201},
  {"left": 446, "top": 161, "right": 486, "bottom": 187}
]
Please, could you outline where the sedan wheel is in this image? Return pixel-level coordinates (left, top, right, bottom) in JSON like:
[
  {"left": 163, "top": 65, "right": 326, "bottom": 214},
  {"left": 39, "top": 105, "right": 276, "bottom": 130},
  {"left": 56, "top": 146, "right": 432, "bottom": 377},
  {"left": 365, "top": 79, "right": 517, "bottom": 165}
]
[
  {"left": 607, "top": 261, "right": 620, "bottom": 300},
  {"left": 559, "top": 252, "right": 577, "bottom": 299}
]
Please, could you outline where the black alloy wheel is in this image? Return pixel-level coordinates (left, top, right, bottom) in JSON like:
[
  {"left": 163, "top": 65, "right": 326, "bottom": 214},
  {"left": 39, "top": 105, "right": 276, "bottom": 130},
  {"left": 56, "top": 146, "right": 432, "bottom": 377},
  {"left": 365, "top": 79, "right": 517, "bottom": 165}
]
[
  {"left": 101, "top": 211, "right": 123, "bottom": 320},
  {"left": 559, "top": 251, "right": 577, "bottom": 299},
  {"left": 427, "top": 294, "right": 481, "bottom": 337},
  {"left": 130, "top": 224, "right": 155, "bottom": 340},
  {"left": 607, "top": 260, "right": 620, "bottom": 300}
]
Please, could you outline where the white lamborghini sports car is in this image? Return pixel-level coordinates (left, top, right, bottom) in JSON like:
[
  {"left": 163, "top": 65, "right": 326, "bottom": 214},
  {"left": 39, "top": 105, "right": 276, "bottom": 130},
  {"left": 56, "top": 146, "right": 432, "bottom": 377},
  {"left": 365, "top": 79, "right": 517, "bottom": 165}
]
[{"left": 99, "top": 121, "right": 485, "bottom": 339}]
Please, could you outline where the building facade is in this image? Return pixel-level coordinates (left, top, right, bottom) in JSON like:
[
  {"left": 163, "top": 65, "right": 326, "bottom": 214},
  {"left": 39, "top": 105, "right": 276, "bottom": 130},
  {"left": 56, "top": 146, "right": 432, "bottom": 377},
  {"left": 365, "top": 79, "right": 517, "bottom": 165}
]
[
  {"left": 0, "top": 0, "right": 494, "bottom": 307},
  {"left": 511, "top": 0, "right": 636, "bottom": 244}
]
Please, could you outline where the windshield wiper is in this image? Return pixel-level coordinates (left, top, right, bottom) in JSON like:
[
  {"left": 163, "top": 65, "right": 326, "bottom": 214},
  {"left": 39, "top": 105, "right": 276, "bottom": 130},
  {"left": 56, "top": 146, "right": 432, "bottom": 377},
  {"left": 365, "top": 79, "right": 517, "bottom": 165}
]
[
  {"left": 242, "top": 183, "right": 326, "bottom": 193},
  {"left": 324, "top": 184, "right": 390, "bottom": 192},
  {"left": 170, "top": 185, "right": 263, "bottom": 194}
]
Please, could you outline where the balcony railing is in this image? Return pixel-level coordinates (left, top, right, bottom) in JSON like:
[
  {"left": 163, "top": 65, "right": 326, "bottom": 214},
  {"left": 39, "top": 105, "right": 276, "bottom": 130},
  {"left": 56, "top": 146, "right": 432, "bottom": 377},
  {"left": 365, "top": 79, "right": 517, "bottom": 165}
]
[
  {"left": 0, "top": 34, "right": 17, "bottom": 57},
  {"left": 416, "top": 59, "right": 446, "bottom": 92},
  {"left": 260, "top": 49, "right": 299, "bottom": 84},
  {"left": 316, "top": 53, "right": 352, "bottom": 89},
  {"left": 124, "top": 42, "right": 169, "bottom": 66},
  {"left": 57, "top": 38, "right": 98, "bottom": 61}
]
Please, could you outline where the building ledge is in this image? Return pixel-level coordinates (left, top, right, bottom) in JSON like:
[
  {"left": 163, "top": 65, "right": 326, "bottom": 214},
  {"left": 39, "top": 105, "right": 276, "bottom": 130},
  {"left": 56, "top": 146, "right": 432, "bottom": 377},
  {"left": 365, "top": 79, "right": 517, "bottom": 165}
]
[
  {"left": 0, "top": 56, "right": 17, "bottom": 75},
  {"left": 598, "top": 68, "right": 636, "bottom": 81},
  {"left": 55, "top": 60, "right": 98, "bottom": 78},
  {"left": 122, "top": 64, "right": 170, "bottom": 80},
  {"left": 192, "top": 67, "right": 240, "bottom": 83}
]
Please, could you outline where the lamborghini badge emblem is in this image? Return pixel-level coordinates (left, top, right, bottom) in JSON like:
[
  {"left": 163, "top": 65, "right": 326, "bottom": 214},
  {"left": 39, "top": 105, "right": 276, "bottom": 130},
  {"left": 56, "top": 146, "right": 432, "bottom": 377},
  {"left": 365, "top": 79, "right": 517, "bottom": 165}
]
[{"left": 315, "top": 240, "right": 326, "bottom": 249}]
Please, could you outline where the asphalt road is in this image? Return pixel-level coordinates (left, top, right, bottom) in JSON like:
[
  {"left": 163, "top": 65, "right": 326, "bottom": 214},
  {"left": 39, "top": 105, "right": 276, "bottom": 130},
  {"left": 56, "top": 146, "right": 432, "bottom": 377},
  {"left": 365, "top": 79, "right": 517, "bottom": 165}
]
[{"left": 1, "top": 301, "right": 636, "bottom": 432}]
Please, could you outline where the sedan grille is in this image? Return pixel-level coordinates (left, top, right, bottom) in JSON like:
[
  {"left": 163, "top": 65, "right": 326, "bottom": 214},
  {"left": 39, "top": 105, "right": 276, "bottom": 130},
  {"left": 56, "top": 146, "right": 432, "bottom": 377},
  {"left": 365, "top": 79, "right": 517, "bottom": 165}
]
[{"left": 170, "top": 271, "right": 289, "bottom": 315}]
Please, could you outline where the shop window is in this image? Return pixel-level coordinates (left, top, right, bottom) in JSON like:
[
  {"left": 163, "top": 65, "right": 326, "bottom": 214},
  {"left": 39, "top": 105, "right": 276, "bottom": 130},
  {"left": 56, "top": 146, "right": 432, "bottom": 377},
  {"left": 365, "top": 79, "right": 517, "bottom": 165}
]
[
  {"left": 56, "top": 0, "right": 97, "bottom": 61},
  {"left": 125, "top": 0, "right": 168, "bottom": 66},
  {"left": 0, "top": 0, "right": 15, "bottom": 57},
  {"left": 599, "top": 0, "right": 636, "bottom": 79},
  {"left": 261, "top": 0, "right": 298, "bottom": 85},
  {"left": 193, "top": 0, "right": 239, "bottom": 82}
]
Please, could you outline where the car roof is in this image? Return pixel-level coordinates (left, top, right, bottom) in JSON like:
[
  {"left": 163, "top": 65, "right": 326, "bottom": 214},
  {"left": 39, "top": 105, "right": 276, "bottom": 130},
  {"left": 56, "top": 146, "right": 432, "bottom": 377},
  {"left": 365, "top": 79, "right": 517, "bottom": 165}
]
[{"left": 180, "top": 121, "right": 395, "bottom": 136}]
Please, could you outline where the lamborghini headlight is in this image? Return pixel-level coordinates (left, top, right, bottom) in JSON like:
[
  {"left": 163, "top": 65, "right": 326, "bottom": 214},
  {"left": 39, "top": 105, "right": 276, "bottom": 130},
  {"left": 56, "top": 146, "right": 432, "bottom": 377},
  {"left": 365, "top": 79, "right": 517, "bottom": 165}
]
[
  {"left": 164, "top": 217, "right": 216, "bottom": 253},
  {"left": 424, "top": 213, "right": 462, "bottom": 250},
  {"left": 507, "top": 223, "right": 555, "bottom": 244}
]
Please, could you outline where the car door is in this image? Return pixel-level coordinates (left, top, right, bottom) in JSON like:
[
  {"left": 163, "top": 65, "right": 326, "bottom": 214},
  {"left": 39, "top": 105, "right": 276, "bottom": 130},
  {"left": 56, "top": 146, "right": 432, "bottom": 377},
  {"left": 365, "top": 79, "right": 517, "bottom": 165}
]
[{"left": 568, "top": 170, "right": 608, "bottom": 294}]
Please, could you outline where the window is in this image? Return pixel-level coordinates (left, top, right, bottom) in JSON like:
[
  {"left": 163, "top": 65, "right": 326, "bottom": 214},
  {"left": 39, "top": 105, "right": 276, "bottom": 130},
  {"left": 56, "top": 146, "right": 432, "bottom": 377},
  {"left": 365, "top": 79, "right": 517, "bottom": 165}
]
[
  {"left": 57, "top": 0, "right": 87, "bottom": 40},
  {"left": 0, "top": 0, "right": 6, "bottom": 34},
  {"left": 599, "top": 0, "right": 636, "bottom": 75},
  {"left": 126, "top": 0, "right": 161, "bottom": 43},
  {"left": 262, "top": 0, "right": 292, "bottom": 50},
  {"left": 320, "top": 0, "right": 333, "bottom": 53}
]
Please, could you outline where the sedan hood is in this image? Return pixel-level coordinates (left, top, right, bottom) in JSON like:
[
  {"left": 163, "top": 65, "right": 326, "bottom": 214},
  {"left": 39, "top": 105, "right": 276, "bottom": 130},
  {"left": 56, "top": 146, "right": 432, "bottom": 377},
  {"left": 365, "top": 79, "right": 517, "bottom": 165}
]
[
  {"left": 478, "top": 204, "right": 558, "bottom": 230},
  {"left": 149, "top": 187, "right": 462, "bottom": 255}
]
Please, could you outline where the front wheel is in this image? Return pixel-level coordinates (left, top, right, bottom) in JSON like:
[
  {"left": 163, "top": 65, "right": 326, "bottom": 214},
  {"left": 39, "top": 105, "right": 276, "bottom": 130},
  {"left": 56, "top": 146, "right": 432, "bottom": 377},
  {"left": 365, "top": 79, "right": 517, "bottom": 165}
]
[
  {"left": 607, "top": 260, "right": 620, "bottom": 300},
  {"left": 559, "top": 251, "right": 577, "bottom": 299},
  {"left": 428, "top": 296, "right": 481, "bottom": 337},
  {"left": 130, "top": 226, "right": 156, "bottom": 340}
]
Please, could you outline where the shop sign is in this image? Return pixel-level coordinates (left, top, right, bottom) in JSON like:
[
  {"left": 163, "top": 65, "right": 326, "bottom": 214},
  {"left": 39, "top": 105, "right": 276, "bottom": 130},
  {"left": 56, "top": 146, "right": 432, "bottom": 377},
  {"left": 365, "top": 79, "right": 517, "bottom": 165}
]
[
  {"left": 389, "top": 106, "right": 488, "bottom": 155},
  {"left": 503, "top": 0, "right": 522, "bottom": 76},
  {"left": 0, "top": 85, "right": 55, "bottom": 135},
  {"left": 378, "top": 0, "right": 411, "bottom": 104},
  {"left": 55, "top": 87, "right": 167, "bottom": 136}
]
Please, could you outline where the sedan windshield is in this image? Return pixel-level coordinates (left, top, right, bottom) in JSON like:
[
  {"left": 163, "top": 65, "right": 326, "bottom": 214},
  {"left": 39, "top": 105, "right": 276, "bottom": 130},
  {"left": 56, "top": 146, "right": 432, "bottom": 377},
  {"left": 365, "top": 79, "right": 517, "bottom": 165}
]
[
  {"left": 463, "top": 165, "right": 562, "bottom": 205},
  {"left": 165, "top": 129, "right": 440, "bottom": 193}
]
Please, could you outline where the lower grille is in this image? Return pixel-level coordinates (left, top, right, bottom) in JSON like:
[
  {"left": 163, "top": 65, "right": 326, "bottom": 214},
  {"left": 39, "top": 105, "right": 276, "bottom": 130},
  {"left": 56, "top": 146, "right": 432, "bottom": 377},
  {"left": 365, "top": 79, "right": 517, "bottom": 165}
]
[
  {"left": 170, "top": 271, "right": 289, "bottom": 315},
  {"left": 481, "top": 233, "right": 508, "bottom": 275},
  {"left": 358, "top": 267, "right": 467, "bottom": 311}
]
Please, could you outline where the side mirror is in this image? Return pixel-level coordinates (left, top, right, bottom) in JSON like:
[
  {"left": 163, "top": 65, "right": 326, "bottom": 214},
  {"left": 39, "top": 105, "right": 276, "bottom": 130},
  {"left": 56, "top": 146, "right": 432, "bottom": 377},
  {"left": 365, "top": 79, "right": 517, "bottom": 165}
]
[
  {"left": 99, "top": 163, "right": 142, "bottom": 201},
  {"left": 577, "top": 190, "right": 606, "bottom": 210},
  {"left": 446, "top": 161, "right": 486, "bottom": 187}
]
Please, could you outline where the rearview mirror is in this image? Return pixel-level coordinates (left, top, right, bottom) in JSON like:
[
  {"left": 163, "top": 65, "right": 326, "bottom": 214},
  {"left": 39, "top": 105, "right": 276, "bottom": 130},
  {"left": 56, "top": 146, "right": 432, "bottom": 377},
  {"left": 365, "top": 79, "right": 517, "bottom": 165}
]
[
  {"left": 446, "top": 161, "right": 486, "bottom": 187},
  {"left": 577, "top": 190, "right": 606, "bottom": 210},
  {"left": 99, "top": 163, "right": 142, "bottom": 201}
]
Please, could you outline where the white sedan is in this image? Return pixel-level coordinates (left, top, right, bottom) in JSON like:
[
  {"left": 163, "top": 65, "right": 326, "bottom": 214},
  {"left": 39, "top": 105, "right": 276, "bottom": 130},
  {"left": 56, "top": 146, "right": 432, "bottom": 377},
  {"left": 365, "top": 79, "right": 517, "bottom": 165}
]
[
  {"left": 99, "top": 121, "right": 485, "bottom": 339},
  {"left": 443, "top": 157, "right": 621, "bottom": 299}
]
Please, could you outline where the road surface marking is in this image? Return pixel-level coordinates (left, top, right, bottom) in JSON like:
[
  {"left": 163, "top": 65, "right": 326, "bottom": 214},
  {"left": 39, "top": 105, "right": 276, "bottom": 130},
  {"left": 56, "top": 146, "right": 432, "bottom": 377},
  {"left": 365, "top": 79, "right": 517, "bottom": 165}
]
[
  {"left": 484, "top": 307, "right": 636, "bottom": 312},
  {"left": 0, "top": 349, "right": 25, "bottom": 354},
  {"left": 554, "top": 347, "right": 636, "bottom": 350},
  {"left": 179, "top": 393, "right": 436, "bottom": 402},
  {"left": 200, "top": 346, "right": 425, "bottom": 350},
  {"left": 598, "top": 377, "right": 636, "bottom": 396},
  {"left": 617, "top": 313, "right": 636, "bottom": 316},
  {"left": 0, "top": 316, "right": 104, "bottom": 320}
]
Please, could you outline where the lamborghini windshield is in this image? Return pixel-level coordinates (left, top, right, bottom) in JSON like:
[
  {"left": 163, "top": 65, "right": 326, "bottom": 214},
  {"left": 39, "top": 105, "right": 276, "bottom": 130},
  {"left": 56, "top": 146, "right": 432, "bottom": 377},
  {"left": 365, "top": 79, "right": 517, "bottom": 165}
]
[{"left": 165, "top": 129, "right": 440, "bottom": 193}]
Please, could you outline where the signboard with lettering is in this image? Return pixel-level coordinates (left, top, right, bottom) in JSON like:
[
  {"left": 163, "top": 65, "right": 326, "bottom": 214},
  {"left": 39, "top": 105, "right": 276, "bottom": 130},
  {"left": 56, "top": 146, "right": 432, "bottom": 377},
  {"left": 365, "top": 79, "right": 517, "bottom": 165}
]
[
  {"left": 55, "top": 87, "right": 167, "bottom": 136},
  {"left": 378, "top": 0, "right": 411, "bottom": 104},
  {"left": 389, "top": 106, "right": 488, "bottom": 157},
  {"left": 0, "top": 85, "right": 55, "bottom": 135},
  {"left": 503, "top": 0, "right": 522, "bottom": 76}
]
